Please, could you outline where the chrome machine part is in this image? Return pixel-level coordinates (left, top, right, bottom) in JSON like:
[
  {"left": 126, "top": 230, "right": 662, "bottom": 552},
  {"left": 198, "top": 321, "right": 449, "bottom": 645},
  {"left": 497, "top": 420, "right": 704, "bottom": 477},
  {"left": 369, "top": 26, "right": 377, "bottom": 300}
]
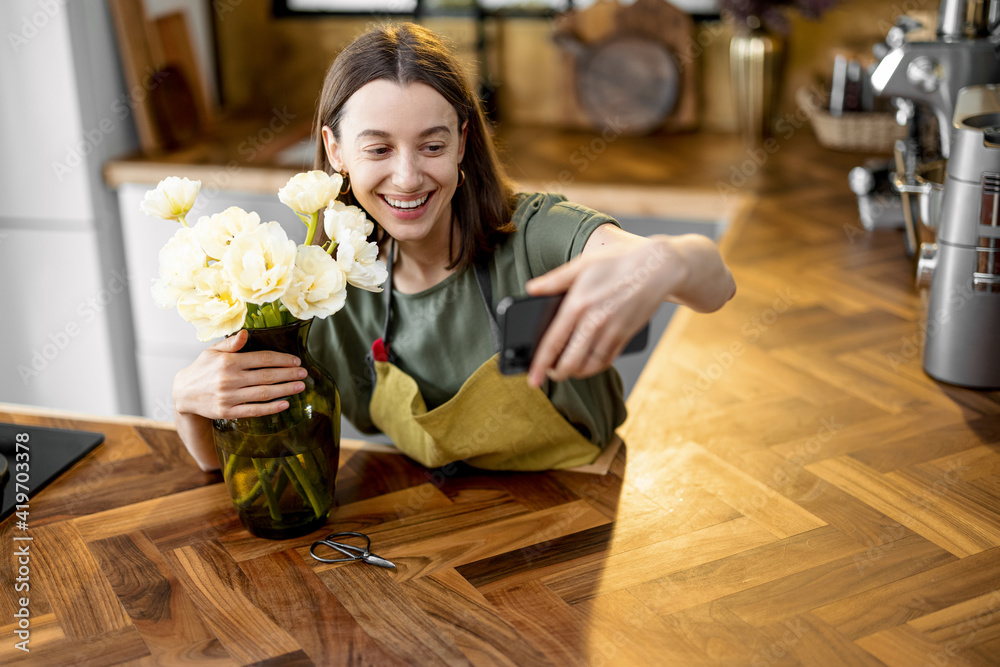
[
  {"left": 851, "top": 162, "right": 907, "bottom": 231},
  {"left": 923, "top": 84, "right": 1000, "bottom": 388},
  {"left": 906, "top": 56, "right": 944, "bottom": 93},
  {"left": 916, "top": 160, "right": 948, "bottom": 230},
  {"left": 871, "top": 40, "right": 1000, "bottom": 158},
  {"left": 895, "top": 158, "right": 948, "bottom": 231},
  {"left": 893, "top": 138, "right": 923, "bottom": 255},
  {"left": 894, "top": 97, "right": 916, "bottom": 126},
  {"left": 938, "top": 0, "right": 990, "bottom": 40},
  {"left": 849, "top": 166, "right": 876, "bottom": 195},
  {"left": 871, "top": 0, "right": 1000, "bottom": 159},
  {"left": 916, "top": 242, "right": 938, "bottom": 287}
]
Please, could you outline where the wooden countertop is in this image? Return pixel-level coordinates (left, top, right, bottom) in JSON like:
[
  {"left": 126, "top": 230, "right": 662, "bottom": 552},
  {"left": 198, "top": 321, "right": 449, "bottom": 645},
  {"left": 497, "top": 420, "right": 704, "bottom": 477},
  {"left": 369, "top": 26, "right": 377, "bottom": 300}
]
[
  {"left": 15, "top": 128, "right": 1000, "bottom": 665},
  {"left": 103, "top": 114, "right": 313, "bottom": 194}
]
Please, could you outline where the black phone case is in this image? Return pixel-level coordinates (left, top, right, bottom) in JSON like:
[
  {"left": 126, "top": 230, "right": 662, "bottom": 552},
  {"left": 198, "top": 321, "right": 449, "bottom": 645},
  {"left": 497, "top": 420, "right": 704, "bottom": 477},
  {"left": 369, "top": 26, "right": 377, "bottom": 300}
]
[{"left": 496, "top": 294, "right": 649, "bottom": 375}]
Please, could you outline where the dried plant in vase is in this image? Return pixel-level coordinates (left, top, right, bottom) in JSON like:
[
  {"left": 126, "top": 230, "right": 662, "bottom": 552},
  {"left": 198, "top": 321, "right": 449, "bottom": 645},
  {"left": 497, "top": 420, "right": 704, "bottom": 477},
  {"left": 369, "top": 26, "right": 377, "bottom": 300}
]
[{"left": 721, "top": 0, "right": 837, "bottom": 142}]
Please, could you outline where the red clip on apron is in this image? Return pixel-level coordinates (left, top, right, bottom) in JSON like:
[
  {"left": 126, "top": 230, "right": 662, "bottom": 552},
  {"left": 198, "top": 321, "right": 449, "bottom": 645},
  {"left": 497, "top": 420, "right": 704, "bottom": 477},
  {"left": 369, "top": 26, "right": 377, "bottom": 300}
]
[{"left": 367, "top": 243, "right": 601, "bottom": 471}]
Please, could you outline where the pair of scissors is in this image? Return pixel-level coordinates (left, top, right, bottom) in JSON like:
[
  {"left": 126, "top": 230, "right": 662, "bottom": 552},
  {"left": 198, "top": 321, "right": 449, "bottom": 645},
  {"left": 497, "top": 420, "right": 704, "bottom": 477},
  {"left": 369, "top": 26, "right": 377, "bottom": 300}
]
[{"left": 309, "top": 531, "right": 396, "bottom": 569}]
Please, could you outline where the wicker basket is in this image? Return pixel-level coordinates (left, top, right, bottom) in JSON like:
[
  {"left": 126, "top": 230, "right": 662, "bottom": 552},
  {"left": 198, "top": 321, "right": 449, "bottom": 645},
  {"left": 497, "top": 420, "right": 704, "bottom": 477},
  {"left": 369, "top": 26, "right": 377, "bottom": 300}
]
[{"left": 797, "top": 86, "right": 908, "bottom": 153}]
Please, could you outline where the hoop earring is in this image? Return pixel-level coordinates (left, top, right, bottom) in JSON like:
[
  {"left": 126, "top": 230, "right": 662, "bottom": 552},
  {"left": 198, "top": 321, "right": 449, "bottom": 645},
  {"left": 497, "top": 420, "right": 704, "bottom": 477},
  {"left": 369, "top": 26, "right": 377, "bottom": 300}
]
[
  {"left": 456, "top": 169, "right": 465, "bottom": 188},
  {"left": 338, "top": 171, "right": 351, "bottom": 196}
]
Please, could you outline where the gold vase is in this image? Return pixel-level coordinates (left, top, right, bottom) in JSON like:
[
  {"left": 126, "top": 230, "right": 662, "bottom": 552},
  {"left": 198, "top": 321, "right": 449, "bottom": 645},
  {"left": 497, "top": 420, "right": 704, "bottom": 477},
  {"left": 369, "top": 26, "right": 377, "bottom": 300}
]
[
  {"left": 730, "top": 23, "right": 786, "bottom": 144},
  {"left": 212, "top": 319, "right": 341, "bottom": 540}
]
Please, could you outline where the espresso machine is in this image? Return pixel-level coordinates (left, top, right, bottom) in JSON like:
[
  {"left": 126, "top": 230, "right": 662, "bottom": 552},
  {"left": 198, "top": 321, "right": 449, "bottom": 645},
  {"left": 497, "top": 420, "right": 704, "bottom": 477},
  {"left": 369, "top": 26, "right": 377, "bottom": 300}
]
[
  {"left": 922, "top": 85, "right": 1000, "bottom": 388},
  {"left": 871, "top": 0, "right": 1000, "bottom": 161},
  {"left": 849, "top": 0, "right": 1000, "bottom": 257},
  {"left": 848, "top": 1, "right": 1000, "bottom": 387}
]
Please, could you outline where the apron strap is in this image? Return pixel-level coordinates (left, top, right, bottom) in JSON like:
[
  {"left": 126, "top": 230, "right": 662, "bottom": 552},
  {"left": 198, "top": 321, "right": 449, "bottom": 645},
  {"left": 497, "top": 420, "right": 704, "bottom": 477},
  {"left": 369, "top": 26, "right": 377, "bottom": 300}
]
[
  {"left": 379, "top": 240, "right": 395, "bottom": 343},
  {"left": 366, "top": 240, "right": 396, "bottom": 392},
  {"left": 473, "top": 261, "right": 502, "bottom": 354}
]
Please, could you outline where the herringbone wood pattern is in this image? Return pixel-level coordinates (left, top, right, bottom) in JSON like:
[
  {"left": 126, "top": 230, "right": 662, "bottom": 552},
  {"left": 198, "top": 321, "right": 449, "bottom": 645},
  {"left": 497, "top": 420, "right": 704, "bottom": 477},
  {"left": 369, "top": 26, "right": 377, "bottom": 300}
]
[{"left": 2, "top": 130, "right": 999, "bottom": 665}]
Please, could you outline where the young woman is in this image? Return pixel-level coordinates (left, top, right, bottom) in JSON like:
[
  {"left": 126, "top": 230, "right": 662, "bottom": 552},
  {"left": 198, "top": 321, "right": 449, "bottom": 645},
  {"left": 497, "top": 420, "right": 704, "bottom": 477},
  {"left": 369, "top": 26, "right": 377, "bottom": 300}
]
[{"left": 172, "top": 23, "right": 735, "bottom": 472}]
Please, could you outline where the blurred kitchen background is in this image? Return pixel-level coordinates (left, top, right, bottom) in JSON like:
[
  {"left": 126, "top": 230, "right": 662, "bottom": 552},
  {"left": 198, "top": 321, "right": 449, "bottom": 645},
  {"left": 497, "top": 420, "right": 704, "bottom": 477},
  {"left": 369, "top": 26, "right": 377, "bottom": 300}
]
[{"left": 0, "top": 0, "right": 979, "bottom": 425}]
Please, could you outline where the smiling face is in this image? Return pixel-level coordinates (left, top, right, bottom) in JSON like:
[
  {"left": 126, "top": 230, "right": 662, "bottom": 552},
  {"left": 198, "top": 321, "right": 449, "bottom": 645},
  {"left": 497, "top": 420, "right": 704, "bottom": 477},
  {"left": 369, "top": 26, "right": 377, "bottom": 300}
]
[{"left": 322, "top": 80, "right": 467, "bottom": 253}]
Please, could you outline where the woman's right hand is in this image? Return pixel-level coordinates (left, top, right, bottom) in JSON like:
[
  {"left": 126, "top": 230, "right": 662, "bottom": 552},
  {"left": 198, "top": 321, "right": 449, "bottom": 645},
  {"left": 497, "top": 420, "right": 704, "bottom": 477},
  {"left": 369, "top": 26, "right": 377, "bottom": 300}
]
[
  {"left": 172, "top": 329, "right": 308, "bottom": 471},
  {"left": 172, "top": 329, "right": 308, "bottom": 421}
]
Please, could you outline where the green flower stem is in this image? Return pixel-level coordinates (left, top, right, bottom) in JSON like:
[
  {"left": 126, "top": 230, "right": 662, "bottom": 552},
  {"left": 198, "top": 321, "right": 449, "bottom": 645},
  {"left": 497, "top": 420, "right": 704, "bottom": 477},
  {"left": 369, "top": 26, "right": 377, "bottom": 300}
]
[
  {"left": 178, "top": 213, "right": 189, "bottom": 228},
  {"left": 301, "top": 452, "right": 330, "bottom": 507},
  {"left": 304, "top": 211, "right": 319, "bottom": 246},
  {"left": 245, "top": 306, "right": 265, "bottom": 329},
  {"left": 270, "top": 301, "right": 290, "bottom": 326},
  {"left": 282, "top": 454, "right": 326, "bottom": 519},
  {"left": 233, "top": 478, "right": 263, "bottom": 509},
  {"left": 223, "top": 450, "right": 238, "bottom": 479},
  {"left": 291, "top": 449, "right": 321, "bottom": 492},
  {"left": 273, "top": 463, "right": 290, "bottom": 502},
  {"left": 261, "top": 302, "right": 283, "bottom": 328},
  {"left": 231, "top": 457, "right": 280, "bottom": 509},
  {"left": 288, "top": 393, "right": 303, "bottom": 423},
  {"left": 279, "top": 457, "right": 312, "bottom": 512},
  {"left": 252, "top": 458, "right": 283, "bottom": 521},
  {"left": 300, "top": 448, "right": 327, "bottom": 487}
]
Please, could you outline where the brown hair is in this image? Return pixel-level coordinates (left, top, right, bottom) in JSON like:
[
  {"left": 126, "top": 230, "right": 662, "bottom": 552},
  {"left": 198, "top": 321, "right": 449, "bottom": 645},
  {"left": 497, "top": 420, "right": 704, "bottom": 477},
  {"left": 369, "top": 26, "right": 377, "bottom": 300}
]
[{"left": 313, "top": 23, "right": 517, "bottom": 271}]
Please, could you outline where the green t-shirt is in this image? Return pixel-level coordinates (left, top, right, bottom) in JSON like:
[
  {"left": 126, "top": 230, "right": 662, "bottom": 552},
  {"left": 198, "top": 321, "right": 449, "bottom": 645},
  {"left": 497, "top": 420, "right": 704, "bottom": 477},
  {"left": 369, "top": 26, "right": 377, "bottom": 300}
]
[{"left": 308, "top": 192, "right": 628, "bottom": 448}]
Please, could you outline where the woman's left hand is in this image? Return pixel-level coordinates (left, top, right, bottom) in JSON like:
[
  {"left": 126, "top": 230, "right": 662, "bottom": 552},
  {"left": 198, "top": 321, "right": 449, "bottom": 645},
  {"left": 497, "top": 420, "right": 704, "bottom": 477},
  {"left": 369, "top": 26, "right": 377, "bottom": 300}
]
[{"left": 524, "top": 224, "right": 735, "bottom": 387}]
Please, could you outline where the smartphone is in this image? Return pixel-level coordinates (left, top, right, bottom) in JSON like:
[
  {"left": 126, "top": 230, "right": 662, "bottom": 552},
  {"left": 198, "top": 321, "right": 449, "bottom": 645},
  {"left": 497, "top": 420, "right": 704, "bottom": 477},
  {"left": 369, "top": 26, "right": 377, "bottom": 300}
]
[{"left": 496, "top": 294, "right": 649, "bottom": 375}]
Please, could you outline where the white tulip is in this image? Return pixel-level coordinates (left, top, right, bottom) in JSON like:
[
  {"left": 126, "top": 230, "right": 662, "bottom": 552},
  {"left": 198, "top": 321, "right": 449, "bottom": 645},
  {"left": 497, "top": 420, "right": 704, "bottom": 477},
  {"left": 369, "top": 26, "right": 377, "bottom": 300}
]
[
  {"left": 177, "top": 265, "right": 248, "bottom": 341},
  {"left": 222, "top": 221, "right": 296, "bottom": 305},
  {"left": 140, "top": 177, "right": 201, "bottom": 222},
  {"left": 323, "top": 201, "right": 373, "bottom": 243},
  {"left": 336, "top": 229, "right": 387, "bottom": 292},
  {"left": 280, "top": 245, "right": 348, "bottom": 320},
  {"left": 146, "top": 170, "right": 379, "bottom": 342},
  {"left": 278, "top": 170, "right": 342, "bottom": 216},
  {"left": 193, "top": 207, "right": 261, "bottom": 261},
  {"left": 151, "top": 226, "right": 207, "bottom": 309}
]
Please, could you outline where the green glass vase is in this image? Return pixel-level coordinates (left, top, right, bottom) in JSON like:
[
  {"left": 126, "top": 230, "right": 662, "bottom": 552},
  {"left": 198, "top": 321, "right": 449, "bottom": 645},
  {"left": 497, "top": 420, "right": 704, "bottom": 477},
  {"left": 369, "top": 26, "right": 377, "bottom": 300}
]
[{"left": 212, "top": 319, "right": 340, "bottom": 540}]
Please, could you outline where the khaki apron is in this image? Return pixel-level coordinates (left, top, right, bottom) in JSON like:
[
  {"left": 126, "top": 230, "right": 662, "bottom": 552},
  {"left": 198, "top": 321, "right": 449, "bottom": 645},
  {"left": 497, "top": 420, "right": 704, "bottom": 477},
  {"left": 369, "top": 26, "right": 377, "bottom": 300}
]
[{"left": 366, "top": 244, "right": 601, "bottom": 471}]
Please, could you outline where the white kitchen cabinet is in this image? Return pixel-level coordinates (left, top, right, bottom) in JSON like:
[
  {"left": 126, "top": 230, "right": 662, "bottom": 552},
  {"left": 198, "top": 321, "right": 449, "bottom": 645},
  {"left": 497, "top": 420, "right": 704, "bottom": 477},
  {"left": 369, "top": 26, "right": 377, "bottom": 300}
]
[{"left": 0, "top": 0, "right": 141, "bottom": 416}]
